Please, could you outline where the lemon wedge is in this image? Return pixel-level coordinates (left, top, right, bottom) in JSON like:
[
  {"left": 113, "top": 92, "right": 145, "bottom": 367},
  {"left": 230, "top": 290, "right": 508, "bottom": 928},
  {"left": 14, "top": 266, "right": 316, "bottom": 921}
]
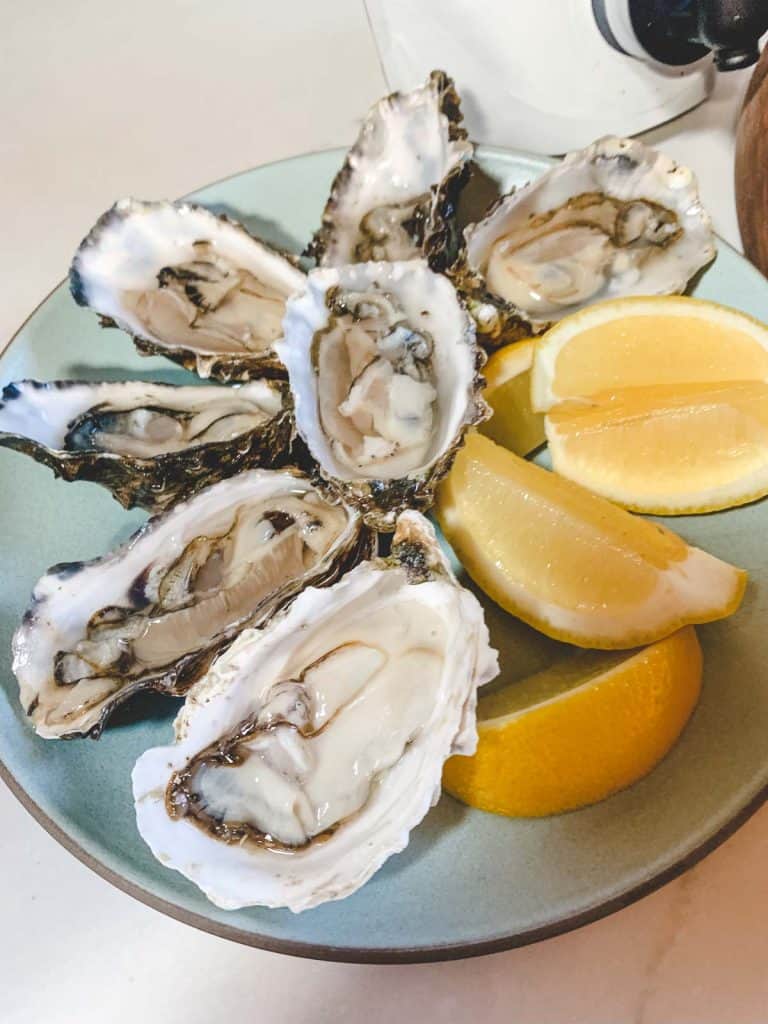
[
  {"left": 436, "top": 432, "right": 746, "bottom": 648},
  {"left": 546, "top": 380, "right": 768, "bottom": 514},
  {"left": 531, "top": 296, "right": 768, "bottom": 413},
  {"left": 479, "top": 340, "right": 546, "bottom": 456},
  {"left": 443, "top": 626, "right": 702, "bottom": 817}
]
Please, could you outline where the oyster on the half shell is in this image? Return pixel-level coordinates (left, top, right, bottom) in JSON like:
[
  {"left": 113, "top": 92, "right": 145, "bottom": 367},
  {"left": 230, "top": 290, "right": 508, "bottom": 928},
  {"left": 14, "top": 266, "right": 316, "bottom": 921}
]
[
  {"left": 133, "top": 512, "right": 498, "bottom": 913},
  {"left": 277, "top": 260, "right": 487, "bottom": 529},
  {"left": 70, "top": 199, "right": 306, "bottom": 381},
  {"left": 14, "top": 469, "right": 371, "bottom": 739},
  {"left": 307, "top": 70, "right": 473, "bottom": 270},
  {"left": 0, "top": 378, "right": 292, "bottom": 512},
  {"left": 454, "top": 136, "right": 716, "bottom": 347}
]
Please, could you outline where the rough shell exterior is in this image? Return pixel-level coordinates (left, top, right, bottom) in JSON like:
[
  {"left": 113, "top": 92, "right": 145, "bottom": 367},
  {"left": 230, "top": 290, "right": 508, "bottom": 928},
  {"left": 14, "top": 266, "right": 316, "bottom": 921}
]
[
  {"left": 132, "top": 511, "right": 498, "bottom": 912},
  {"left": 0, "top": 379, "right": 295, "bottom": 513},
  {"left": 307, "top": 70, "right": 472, "bottom": 272},
  {"left": 452, "top": 135, "right": 716, "bottom": 349},
  {"left": 277, "top": 260, "right": 489, "bottom": 531},
  {"left": 70, "top": 199, "right": 305, "bottom": 382},
  {"left": 14, "top": 469, "right": 374, "bottom": 739}
]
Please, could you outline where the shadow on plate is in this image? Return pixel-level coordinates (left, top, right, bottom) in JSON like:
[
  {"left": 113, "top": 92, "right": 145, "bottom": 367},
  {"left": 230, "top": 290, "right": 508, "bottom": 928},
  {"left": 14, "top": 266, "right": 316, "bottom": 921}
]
[
  {"left": 203, "top": 203, "right": 305, "bottom": 258},
  {"left": 457, "top": 161, "right": 503, "bottom": 232},
  {"left": 63, "top": 363, "right": 201, "bottom": 387},
  {"left": 369, "top": 791, "right": 472, "bottom": 884},
  {"left": 106, "top": 689, "right": 182, "bottom": 733}
]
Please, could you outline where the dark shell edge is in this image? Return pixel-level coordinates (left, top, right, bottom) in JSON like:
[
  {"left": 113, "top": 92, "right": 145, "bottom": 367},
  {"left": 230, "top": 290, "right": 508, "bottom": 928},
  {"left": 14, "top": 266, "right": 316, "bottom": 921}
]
[
  {"left": 16, "top": 483, "right": 375, "bottom": 739},
  {"left": 306, "top": 69, "right": 473, "bottom": 270},
  {"left": 0, "top": 382, "right": 295, "bottom": 514},
  {"left": 69, "top": 197, "right": 303, "bottom": 308}
]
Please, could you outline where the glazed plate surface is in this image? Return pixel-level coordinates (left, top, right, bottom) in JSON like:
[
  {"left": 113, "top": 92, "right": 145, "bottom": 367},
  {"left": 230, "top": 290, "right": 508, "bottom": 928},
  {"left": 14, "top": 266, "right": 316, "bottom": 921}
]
[{"left": 1, "top": 148, "right": 767, "bottom": 962}]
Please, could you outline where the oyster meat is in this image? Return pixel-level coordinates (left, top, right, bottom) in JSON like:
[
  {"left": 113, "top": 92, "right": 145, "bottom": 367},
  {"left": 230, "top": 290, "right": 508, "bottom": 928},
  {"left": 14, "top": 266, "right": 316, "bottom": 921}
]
[
  {"left": 308, "top": 70, "right": 473, "bottom": 270},
  {"left": 133, "top": 512, "right": 498, "bottom": 912},
  {"left": 70, "top": 199, "right": 306, "bottom": 381},
  {"left": 0, "top": 378, "right": 292, "bottom": 512},
  {"left": 455, "top": 136, "right": 715, "bottom": 347},
  {"left": 14, "top": 469, "right": 370, "bottom": 739},
  {"left": 277, "top": 260, "right": 487, "bottom": 529}
]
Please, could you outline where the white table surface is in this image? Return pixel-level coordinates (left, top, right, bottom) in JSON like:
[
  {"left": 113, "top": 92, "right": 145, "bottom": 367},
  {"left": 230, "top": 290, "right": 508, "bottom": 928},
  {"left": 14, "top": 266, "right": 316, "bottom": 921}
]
[{"left": 2, "top": 4, "right": 767, "bottom": 1021}]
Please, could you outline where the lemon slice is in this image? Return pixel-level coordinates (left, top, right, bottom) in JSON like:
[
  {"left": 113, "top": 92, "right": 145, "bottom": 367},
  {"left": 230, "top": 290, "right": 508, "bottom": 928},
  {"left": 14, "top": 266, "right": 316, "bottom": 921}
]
[
  {"left": 531, "top": 296, "right": 768, "bottom": 413},
  {"left": 547, "top": 380, "right": 768, "bottom": 514},
  {"left": 436, "top": 432, "right": 746, "bottom": 648},
  {"left": 443, "top": 627, "right": 702, "bottom": 817},
  {"left": 479, "top": 340, "right": 546, "bottom": 456}
]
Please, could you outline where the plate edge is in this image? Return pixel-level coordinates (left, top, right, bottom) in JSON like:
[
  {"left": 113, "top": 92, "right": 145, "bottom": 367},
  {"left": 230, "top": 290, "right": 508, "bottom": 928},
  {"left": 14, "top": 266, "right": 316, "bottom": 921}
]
[{"left": 1, "top": 147, "right": 766, "bottom": 961}]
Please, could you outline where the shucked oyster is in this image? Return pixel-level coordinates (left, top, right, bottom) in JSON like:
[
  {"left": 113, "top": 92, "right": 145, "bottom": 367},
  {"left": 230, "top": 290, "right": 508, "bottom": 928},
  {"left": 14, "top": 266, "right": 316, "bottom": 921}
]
[
  {"left": 133, "top": 512, "right": 498, "bottom": 912},
  {"left": 308, "top": 70, "right": 473, "bottom": 270},
  {"left": 14, "top": 469, "right": 370, "bottom": 739},
  {"left": 0, "top": 378, "right": 292, "bottom": 513},
  {"left": 277, "top": 260, "right": 487, "bottom": 529},
  {"left": 70, "top": 199, "right": 306, "bottom": 381},
  {"left": 455, "top": 136, "right": 715, "bottom": 347}
]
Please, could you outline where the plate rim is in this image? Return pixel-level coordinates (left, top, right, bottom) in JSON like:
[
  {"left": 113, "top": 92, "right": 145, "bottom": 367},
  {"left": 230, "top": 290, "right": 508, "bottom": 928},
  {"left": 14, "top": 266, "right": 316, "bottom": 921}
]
[
  {"left": 3, "top": 752, "right": 766, "bottom": 963},
  {"left": 1, "top": 144, "right": 767, "bottom": 964}
]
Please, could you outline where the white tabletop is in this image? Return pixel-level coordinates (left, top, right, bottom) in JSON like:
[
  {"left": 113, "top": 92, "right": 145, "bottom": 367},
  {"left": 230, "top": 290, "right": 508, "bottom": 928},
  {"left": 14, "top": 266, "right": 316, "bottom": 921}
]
[{"left": 2, "top": 4, "right": 767, "bottom": 1021}]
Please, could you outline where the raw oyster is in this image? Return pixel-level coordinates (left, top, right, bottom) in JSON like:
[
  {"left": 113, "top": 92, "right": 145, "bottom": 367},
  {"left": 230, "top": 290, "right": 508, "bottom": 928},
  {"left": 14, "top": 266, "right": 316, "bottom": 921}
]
[
  {"left": 14, "top": 469, "right": 371, "bottom": 739},
  {"left": 133, "top": 512, "right": 498, "bottom": 912},
  {"left": 455, "top": 136, "right": 716, "bottom": 347},
  {"left": 277, "top": 260, "right": 487, "bottom": 529},
  {"left": 70, "top": 199, "right": 306, "bottom": 381},
  {"left": 0, "top": 378, "right": 292, "bottom": 513},
  {"left": 307, "top": 70, "right": 473, "bottom": 270}
]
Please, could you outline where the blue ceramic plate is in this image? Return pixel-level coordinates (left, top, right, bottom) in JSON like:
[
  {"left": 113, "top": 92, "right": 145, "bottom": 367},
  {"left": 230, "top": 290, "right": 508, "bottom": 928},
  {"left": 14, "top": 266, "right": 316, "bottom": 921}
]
[{"left": 2, "top": 149, "right": 768, "bottom": 963}]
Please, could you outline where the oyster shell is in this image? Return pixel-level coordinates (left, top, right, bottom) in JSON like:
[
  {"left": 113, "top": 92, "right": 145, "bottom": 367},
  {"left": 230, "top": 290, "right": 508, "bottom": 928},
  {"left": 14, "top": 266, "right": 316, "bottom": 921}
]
[
  {"left": 277, "top": 260, "right": 487, "bottom": 529},
  {"left": 14, "top": 469, "right": 371, "bottom": 739},
  {"left": 307, "top": 70, "right": 473, "bottom": 270},
  {"left": 133, "top": 512, "right": 498, "bottom": 912},
  {"left": 0, "top": 378, "right": 292, "bottom": 513},
  {"left": 70, "top": 199, "right": 306, "bottom": 381},
  {"left": 455, "top": 136, "right": 716, "bottom": 347}
]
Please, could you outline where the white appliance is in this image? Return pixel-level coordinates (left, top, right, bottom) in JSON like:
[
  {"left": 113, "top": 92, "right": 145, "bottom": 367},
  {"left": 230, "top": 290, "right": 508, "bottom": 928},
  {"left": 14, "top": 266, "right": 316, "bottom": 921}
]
[{"left": 364, "top": 0, "right": 765, "bottom": 154}]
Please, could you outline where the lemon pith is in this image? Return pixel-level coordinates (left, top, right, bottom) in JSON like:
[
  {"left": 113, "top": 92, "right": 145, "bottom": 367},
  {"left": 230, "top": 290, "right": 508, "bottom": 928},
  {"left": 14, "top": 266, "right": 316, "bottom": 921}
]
[
  {"left": 436, "top": 432, "right": 746, "bottom": 649},
  {"left": 443, "top": 627, "right": 703, "bottom": 817}
]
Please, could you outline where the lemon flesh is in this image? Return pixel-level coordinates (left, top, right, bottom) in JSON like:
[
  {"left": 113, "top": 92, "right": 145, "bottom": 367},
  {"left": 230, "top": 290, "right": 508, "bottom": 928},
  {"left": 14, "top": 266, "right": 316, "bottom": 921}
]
[
  {"left": 547, "top": 380, "right": 768, "bottom": 514},
  {"left": 531, "top": 296, "right": 768, "bottom": 413},
  {"left": 479, "top": 340, "right": 546, "bottom": 456},
  {"left": 443, "top": 626, "right": 702, "bottom": 817},
  {"left": 436, "top": 432, "right": 746, "bottom": 649}
]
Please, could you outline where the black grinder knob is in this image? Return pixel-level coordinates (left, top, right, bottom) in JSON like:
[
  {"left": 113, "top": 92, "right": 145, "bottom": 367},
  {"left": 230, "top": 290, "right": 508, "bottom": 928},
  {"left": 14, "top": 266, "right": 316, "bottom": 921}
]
[{"left": 594, "top": 0, "right": 768, "bottom": 70}]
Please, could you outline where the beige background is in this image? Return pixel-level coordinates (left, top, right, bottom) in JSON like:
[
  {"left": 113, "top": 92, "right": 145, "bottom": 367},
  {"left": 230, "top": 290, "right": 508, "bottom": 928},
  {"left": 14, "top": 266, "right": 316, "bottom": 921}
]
[{"left": 2, "top": 3, "right": 768, "bottom": 1021}]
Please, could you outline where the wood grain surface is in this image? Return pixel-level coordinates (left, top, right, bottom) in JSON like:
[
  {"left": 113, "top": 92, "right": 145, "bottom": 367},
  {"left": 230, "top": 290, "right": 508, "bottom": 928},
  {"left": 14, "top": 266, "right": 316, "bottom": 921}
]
[{"left": 736, "top": 47, "right": 768, "bottom": 276}]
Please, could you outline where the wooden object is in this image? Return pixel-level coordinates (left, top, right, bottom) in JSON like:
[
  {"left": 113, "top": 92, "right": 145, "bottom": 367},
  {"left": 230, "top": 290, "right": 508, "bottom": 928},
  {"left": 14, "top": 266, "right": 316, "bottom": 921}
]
[{"left": 736, "top": 46, "right": 768, "bottom": 276}]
